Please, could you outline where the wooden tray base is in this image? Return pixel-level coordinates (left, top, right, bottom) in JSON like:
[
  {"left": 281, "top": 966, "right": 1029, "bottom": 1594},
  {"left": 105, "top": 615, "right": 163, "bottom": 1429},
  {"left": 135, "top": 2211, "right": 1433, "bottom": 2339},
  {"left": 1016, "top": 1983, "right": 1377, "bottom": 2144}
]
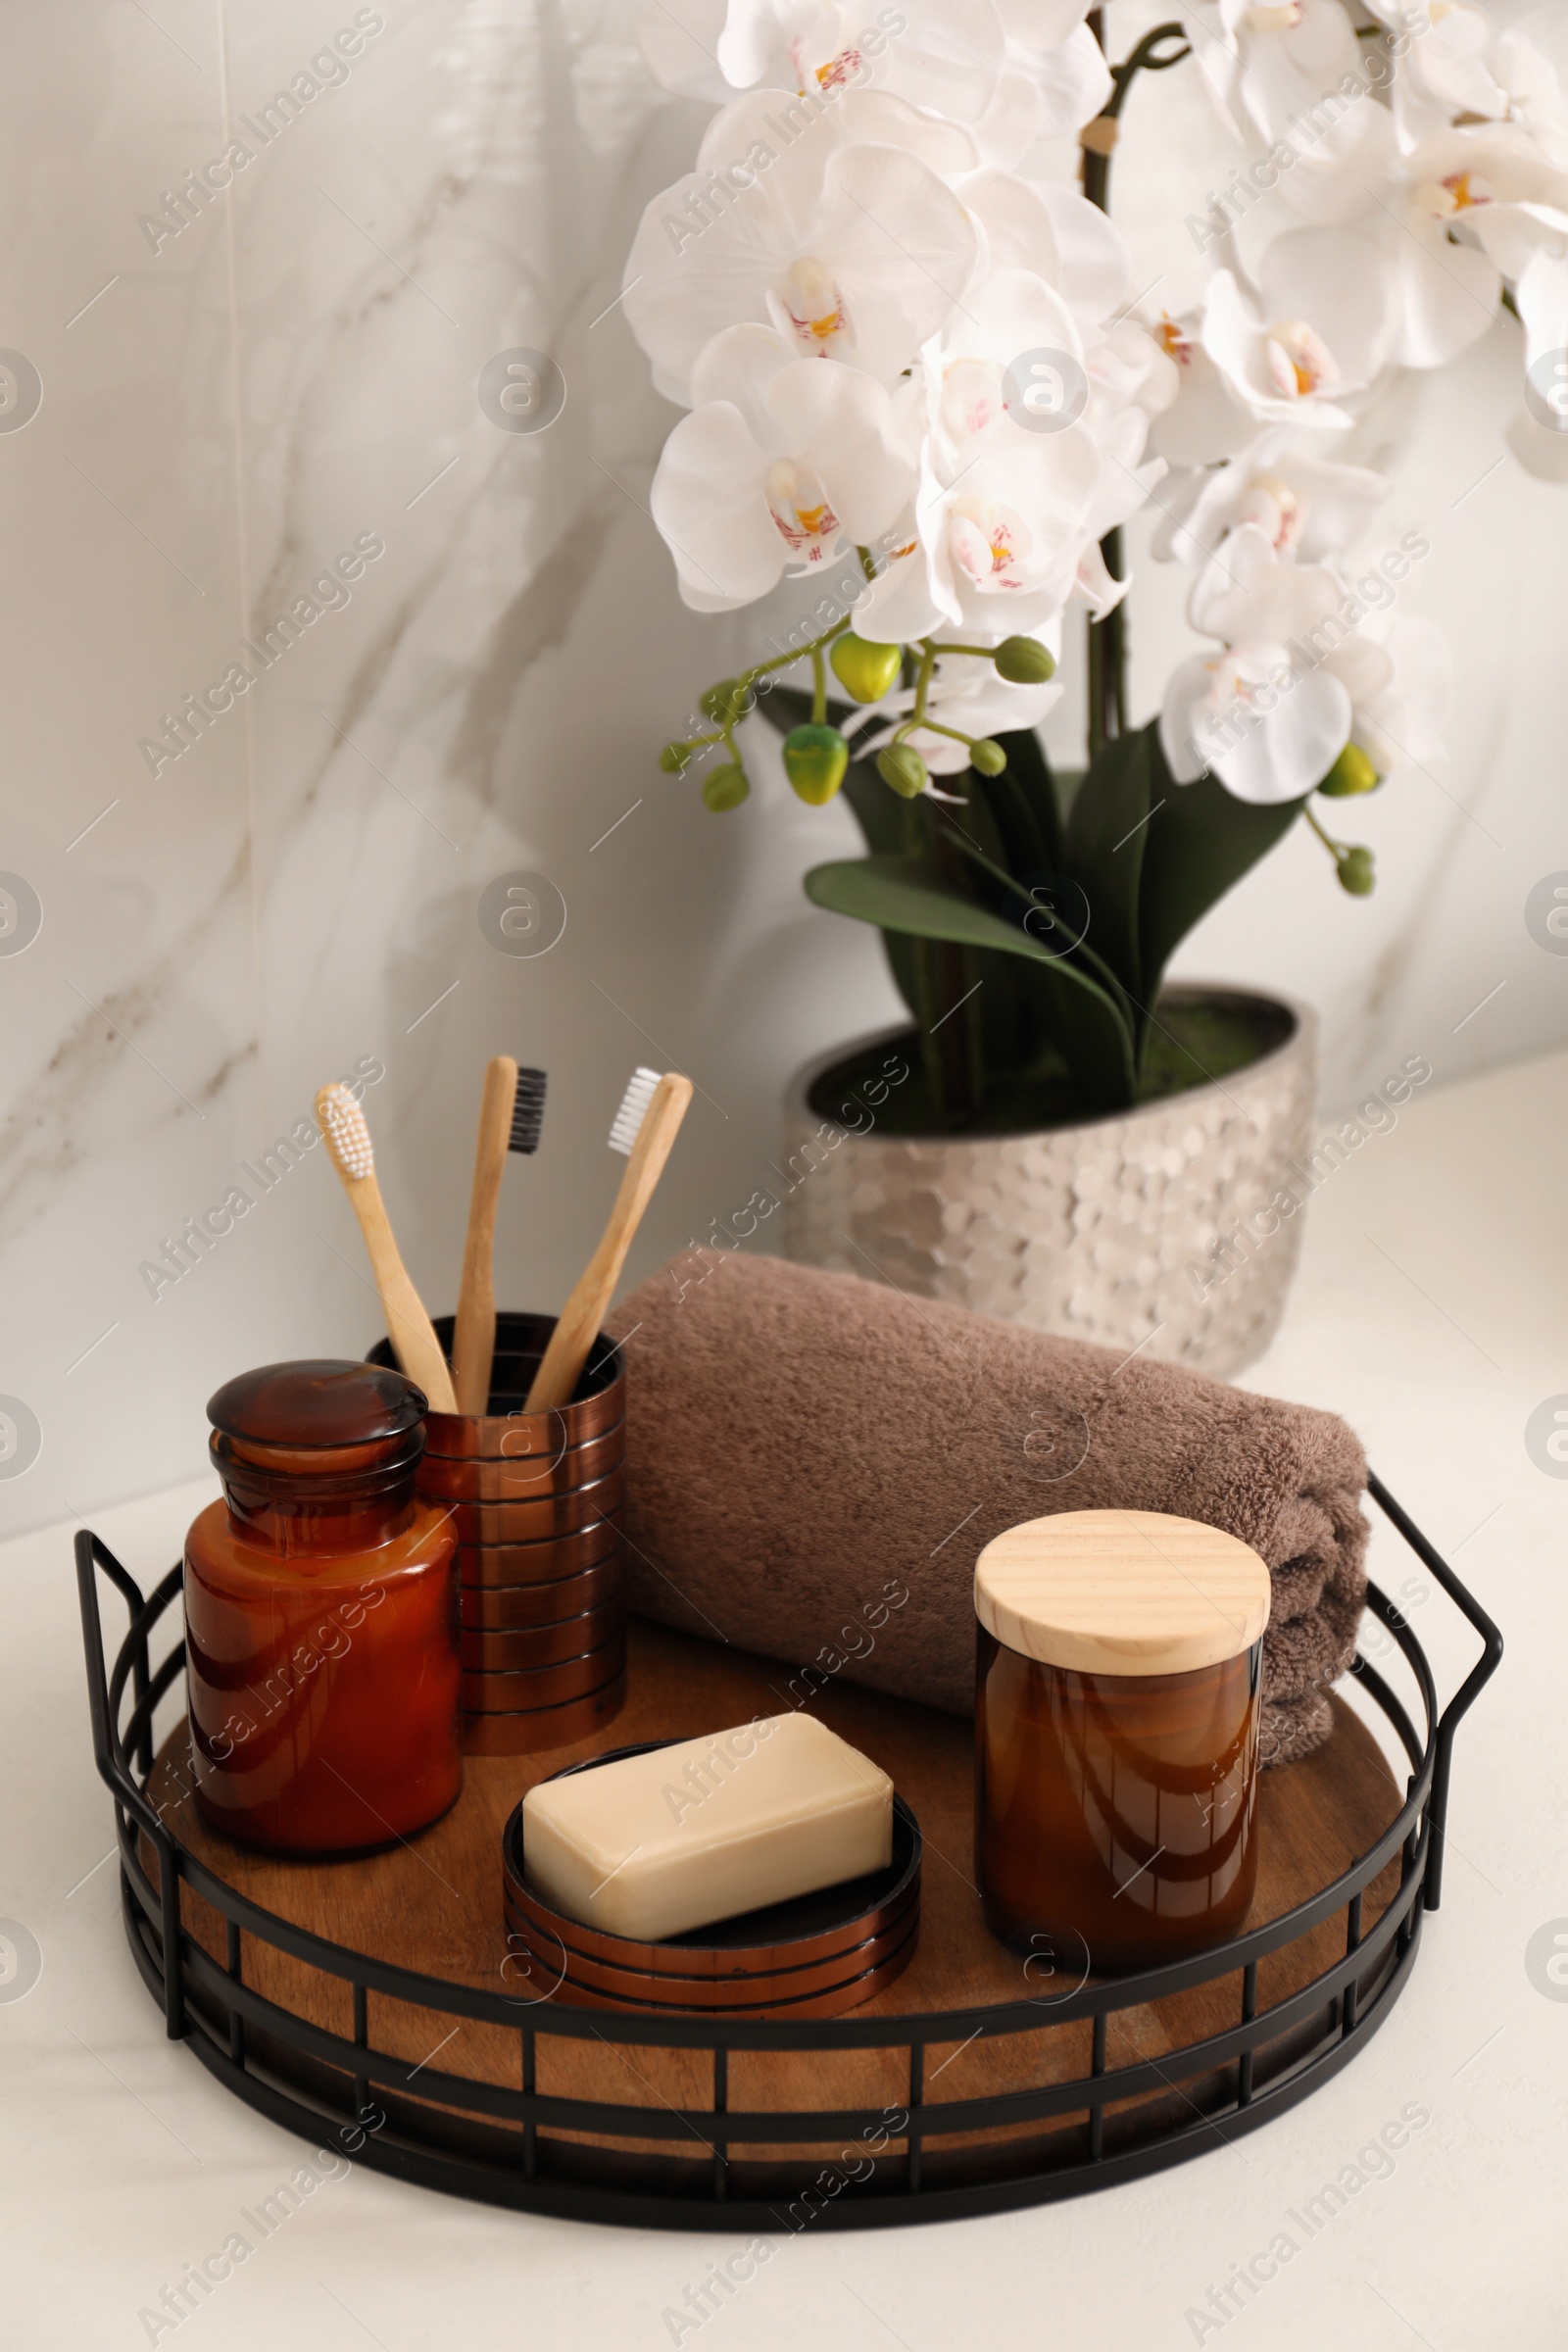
[{"left": 145, "top": 1618, "right": 1402, "bottom": 2195}]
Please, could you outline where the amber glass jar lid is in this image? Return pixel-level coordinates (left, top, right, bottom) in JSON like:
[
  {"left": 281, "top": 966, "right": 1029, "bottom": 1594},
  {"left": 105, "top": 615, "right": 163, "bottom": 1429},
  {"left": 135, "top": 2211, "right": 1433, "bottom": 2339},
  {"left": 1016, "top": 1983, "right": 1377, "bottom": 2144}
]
[
  {"left": 973, "top": 1508, "right": 1270, "bottom": 1676},
  {"left": 207, "top": 1360, "right": 427, "bottom": 1447}
]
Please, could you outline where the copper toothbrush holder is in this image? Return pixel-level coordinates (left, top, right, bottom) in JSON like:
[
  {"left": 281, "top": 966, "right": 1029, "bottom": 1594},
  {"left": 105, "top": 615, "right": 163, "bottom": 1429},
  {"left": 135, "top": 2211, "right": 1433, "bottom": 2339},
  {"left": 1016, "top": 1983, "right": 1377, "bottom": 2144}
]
[{"left": 368, "top": 1311, "right": 627, "bottom": 1755}]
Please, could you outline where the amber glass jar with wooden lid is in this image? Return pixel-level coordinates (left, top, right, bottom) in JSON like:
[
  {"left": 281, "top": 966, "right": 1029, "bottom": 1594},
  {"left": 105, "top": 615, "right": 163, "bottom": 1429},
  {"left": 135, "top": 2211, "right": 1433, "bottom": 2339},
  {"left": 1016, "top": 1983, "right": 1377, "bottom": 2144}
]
[{"left": 974, "top": 1509, "right": 1271, "bottom": 1972}]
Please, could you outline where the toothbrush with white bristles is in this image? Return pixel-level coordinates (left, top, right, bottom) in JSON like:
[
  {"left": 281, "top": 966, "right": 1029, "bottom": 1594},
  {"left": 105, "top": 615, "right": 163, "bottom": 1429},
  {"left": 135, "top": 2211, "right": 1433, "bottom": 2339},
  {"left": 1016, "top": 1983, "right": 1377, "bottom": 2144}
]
[
  {"left": 524, "top": 1066, "right": 693, "bottom": 1413},
  {"left": 315, "top": 1081, "right": 459, "bottom": 1415}
]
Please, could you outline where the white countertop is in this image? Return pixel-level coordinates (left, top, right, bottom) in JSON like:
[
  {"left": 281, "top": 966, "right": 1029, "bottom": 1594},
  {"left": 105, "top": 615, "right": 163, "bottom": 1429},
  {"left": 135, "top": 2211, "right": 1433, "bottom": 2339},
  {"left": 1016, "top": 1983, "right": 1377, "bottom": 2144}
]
[{"left": 3, "top": 1048, "right": 1562, "bottom": 2352}]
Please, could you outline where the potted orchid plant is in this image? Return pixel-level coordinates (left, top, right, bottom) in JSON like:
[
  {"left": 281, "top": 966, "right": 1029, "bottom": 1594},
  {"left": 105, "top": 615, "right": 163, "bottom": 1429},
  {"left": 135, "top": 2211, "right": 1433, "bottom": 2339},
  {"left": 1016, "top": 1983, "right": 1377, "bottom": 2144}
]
[{"left": 623, "top": 0, "right": 1567, "bottom": 1370}]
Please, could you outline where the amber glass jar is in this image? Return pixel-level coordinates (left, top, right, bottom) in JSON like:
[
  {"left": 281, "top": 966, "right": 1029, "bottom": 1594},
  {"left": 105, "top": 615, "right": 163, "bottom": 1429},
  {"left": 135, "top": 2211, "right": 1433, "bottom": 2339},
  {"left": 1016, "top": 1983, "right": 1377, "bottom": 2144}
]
[
  {"left": 974, "top": 1509, "right": 1270, "bottom": 1972},
  {"left": 184, "top": 1361, "right": 462, "bottom": 1854}
]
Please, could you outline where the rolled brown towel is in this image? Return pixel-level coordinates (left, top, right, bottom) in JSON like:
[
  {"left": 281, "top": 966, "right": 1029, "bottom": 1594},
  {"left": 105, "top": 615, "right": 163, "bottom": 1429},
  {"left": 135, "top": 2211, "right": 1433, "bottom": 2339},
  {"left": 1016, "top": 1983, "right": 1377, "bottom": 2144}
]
[{"left": 607, "top": 1250, "right": 1369, "bottom": 1767}]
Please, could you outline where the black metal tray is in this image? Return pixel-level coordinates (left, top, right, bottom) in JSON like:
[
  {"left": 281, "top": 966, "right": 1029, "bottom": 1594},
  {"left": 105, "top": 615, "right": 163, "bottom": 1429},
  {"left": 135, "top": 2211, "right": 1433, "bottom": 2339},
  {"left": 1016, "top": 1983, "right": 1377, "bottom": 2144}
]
[{"left": 74, "top": 1475, "right": 1498, "bottom": 2230}]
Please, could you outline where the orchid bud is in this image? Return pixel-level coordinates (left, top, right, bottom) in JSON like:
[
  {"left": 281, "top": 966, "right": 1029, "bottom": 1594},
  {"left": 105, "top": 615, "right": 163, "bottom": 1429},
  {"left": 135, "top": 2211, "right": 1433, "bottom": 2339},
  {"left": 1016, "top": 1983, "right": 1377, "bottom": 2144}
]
[
  {"left": 830, "top": 634, "right": 903, "bottom": 704},
  {"left": 1336, "top": 846, "right": 1375, "bottom": 896},
  {"left": 1318, "top": 743, "right": 1381, "bottom": 797},
  {"left": 993, "top": 636, "right": 1056, "bottom": 685},
  {"left": 877, "top": 744, "right": 927, "bottom": 799},
  {"left": 701, "top": 762, "right": 749, "bottom": 812},
  {"left": 782, "top": 723, "right": 850, "bottom": 806},
  {"left": 700, "top": 680, "right": 752, "bottom": 725},
  {"left": 969, "top": 738, "right": 1006, "bottom": 775},
  {"left": 658, "top": 743, "right": 691, "bottom": 774}
]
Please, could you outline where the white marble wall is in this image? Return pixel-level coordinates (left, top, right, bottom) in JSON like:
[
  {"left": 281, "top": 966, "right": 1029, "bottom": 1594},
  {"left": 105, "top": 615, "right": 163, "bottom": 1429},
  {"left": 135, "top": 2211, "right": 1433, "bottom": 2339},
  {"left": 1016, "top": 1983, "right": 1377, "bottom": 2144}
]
[{"left": 1, "top": 0, "right": 1563, "bottom": 1539}]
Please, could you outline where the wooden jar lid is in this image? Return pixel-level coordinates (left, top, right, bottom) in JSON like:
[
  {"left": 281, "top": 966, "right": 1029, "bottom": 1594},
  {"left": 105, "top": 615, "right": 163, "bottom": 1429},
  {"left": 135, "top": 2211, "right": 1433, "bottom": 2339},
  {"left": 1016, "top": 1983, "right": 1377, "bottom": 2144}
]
[{"left": 973, "top": 1508, "right": 1271, "bottom": 1677}]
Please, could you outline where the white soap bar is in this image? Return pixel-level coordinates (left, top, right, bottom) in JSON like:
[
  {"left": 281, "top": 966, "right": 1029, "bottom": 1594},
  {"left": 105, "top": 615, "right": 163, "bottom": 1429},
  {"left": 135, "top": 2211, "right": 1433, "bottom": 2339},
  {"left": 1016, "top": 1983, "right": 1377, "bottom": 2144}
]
[{"left": 521, "top": 1714, "right": 894, "bottom": 1942}]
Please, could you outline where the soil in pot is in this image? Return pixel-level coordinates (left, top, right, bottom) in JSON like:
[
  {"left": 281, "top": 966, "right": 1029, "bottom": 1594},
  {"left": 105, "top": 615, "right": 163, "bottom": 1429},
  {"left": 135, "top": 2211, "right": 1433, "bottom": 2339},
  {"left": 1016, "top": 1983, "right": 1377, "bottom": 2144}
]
[{"left": 808, "top": 990, "right": 1297, "bottom": 1141}]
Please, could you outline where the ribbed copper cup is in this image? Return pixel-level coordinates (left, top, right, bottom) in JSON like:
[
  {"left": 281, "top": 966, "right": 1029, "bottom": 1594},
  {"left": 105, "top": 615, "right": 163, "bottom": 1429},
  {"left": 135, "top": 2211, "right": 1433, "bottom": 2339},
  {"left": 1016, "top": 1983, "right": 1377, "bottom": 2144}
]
[
  {"left": 419, "top": 1425, "right": 622, "bottom": 1501},
  {"left": 461, "top": 1672, "right": 626, "bottom": 1756},
  {"left": 458, "top": 1522, "right": 621, "bottom": 1587},
  {"left": 462, "top": 1632, "right": 625, "bottom": 1711},
  {"left": 422, "top": 1387, "right": 621, "bottom": 1456},
  {"left": 462, "top": 1601, "right": 622, "bottom": 1670},
  {"left": 460, "top": 1558, "right": 623, "bottom": 1630},
  {"left": 368, "top": 1313, "right": 626, "bottom": 1756},
  {"left": 449, "top": 1472, "right": 623, "bottom": 1546}
]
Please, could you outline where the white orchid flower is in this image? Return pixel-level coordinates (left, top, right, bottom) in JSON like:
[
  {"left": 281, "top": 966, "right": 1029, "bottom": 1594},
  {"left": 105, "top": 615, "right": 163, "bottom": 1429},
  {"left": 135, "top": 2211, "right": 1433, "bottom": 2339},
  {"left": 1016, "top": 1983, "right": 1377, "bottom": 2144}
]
[
  {"left": 1181, "top": 0, "right": 1361, "bottom": 147},
  {"left": 949, "top": 157, "right": 1131, "bottom": 341},
  {"left": 846, "top": 266, "right": 1118, "bottom": 639},
  {"left": 856, "top": 417, "right": 1103, "bottom": 643},
  {"left": 1147, "top": 309, "right": 1259, "bottom": 466},
  {"left": 916, "top": 266, "right": 1084, "bottom": 451},
  {"left": 1152, "top": 430, "right": 1388, "bottom": 565},
  {"left": 1275, "top": 109, "right": 1505, "bottom": 368},
  {"left": 958, "top": 171, "right": 1081, "bottom": 286},
  {"left": 1038, "top": 181, "right": 1136, "bottom": 325},
  {"left": 637, "top": 0, "right": 1005, "bottom": 125},
  {"left": 1161, "top": 643, "right": 1351, "bottom": 802},
  {"left": 853, "top": 635, "right": 1065, "bottom": 774},
  {"left": 649, "top": 327, "right": 915, "bottom": 610},
  {"left": 1095, "top": 318, "right": 1181, "bottom": 424},
  {"left": 971, "top": 0, "right": 1112, "bottom": 167},
  {"left": 1076, "top": 403, "right": 1169, "bottom": 612},
  {"left": 1483, "top": 197, "right": 1568, "bottom": 475},
  {"left": 622, "top": 101, "right": 978, "bottom": 404},
  {"left": 1495, "top": 19, "right": 1568, "bottom": 170},
  {"left": 1201, "top": 229, "right": 1399, "bottom": 427},
  {"left": 1337, "top": 615, "right": 1450, "bottom": 771},
  {"left": 1360, "top": 0, "right": 1509, "bottom": 144},
  {"left": 1160, "top": 523, "right": 1353, "bottom": 801},
  {"left": 1393, "top": 129, "right": 1568, "bottom": 471}
]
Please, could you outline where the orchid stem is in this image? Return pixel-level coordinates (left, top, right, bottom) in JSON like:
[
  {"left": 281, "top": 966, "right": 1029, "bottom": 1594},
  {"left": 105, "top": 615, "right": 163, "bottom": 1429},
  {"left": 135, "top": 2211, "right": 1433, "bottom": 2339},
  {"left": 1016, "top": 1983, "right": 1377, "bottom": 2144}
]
[
  {"left": 1303, "top": 805, "right": 1346, "bottom": 860},
  {"left": 742, "top": 614, "right": 853, "bottom": 687},
  {"left": 911, "top": 640, "right": 939, "bottom": 726},
  {"left": 1081, "top": 14, "right": 1188, "bottom": 761},
  {"left": 809, "top": 644, "right": 827, "bottom": 722}
]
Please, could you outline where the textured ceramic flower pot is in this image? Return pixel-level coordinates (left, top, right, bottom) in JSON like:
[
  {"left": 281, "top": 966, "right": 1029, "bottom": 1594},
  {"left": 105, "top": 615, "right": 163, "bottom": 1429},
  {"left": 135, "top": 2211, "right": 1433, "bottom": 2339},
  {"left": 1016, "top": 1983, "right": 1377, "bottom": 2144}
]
[{"left": 781, "top": 986, "right": 1318, "bottom": 1380}]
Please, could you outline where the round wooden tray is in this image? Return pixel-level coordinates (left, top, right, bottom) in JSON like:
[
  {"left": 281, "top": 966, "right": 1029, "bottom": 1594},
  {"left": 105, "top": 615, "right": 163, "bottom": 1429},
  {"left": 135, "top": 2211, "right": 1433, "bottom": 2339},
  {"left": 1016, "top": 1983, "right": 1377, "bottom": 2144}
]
[
  {"left": 78, "top": 1478, "right": 1499, "bottom": 2230},
  {"left": 148, "top": 1623, "right": 1401, "bottom": 2182},
  {"left": 143, "top": 1618, "right": 1400, "bottom": 2023}
]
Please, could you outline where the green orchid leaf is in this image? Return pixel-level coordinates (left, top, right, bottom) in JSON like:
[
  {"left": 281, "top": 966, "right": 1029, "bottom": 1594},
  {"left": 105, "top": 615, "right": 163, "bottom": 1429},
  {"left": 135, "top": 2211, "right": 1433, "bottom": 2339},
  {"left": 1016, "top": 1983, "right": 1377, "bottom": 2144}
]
[
  {"left": 841, "top": 751, "right": 907, "bottom": 858},
  {"left": 805, "top": 855, "right": 1136, "bottom": 1107},
  {"left": 983, "top": 727, "right": 1062, "bottom": 871},
  {"left": 1061, "top": 722, "right": 1153, "bottom": 1005},
  {"left": 1136, "top": 736, "right": 1307, "bottom": 1005}
]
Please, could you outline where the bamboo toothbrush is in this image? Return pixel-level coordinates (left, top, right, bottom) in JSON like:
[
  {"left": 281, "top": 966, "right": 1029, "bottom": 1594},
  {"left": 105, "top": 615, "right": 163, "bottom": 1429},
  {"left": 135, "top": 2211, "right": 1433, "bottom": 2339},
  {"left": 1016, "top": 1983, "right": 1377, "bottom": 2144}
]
[
  {"left": 452, "top": 1057, "right": 548, "bottom": 1415},
  {"left": 524, "top": 1066, "right": 693, "bottom": 1413},
  {"left": 315, "top": 1081, "right": 459, "bottom": 1415}
]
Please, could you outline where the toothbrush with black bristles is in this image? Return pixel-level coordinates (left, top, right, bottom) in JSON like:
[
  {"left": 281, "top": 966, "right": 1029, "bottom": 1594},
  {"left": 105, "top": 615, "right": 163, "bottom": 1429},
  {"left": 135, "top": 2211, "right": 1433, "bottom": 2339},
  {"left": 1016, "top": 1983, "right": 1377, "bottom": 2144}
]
[
  {"left": 525, "top": 1064, "right": 692, "bottom": 1414},
  {"left": 452, "top": 1056, "right": 548, "bottom": 1415}
]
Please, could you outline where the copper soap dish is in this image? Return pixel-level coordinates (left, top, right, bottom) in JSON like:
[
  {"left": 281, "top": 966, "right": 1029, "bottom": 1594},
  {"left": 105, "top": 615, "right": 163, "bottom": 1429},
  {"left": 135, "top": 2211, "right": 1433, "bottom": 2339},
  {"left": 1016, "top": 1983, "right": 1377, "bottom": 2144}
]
[{"left": 500, "top": 1741, "right": 923, "bottom": 2018}]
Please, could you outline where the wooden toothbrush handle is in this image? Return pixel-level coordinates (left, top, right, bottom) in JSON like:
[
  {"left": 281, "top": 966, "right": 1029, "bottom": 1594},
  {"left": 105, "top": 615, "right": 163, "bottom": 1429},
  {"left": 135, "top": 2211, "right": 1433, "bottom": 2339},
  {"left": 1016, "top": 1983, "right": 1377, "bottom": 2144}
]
[
  {"left": 351, "top": 1175, "right": 459, "bottom": 1415},
  {"left": 525, "top": 1074, "right": 693, "bottom": 1412},
  {"left": 452, "top": 1056, "right": 517, "bottom": 1415}
]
